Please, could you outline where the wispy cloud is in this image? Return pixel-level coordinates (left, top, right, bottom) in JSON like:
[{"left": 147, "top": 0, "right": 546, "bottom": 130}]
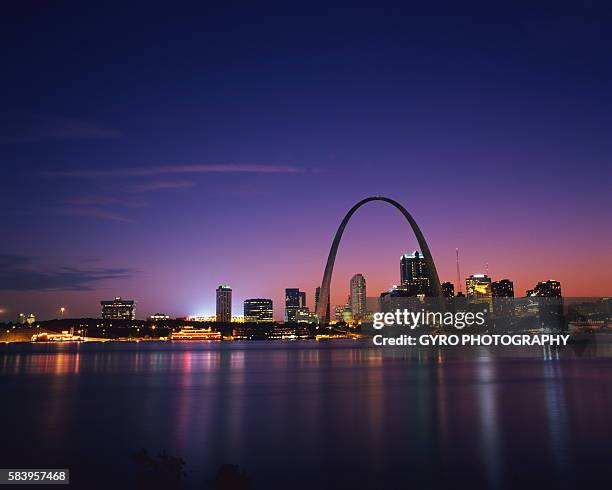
[
  {"left": 63, "top": 196, "right": 149, "bottom": 208},
  {"left": 0, "top": 254, "right": 132, "bottom": 291},
  {"left": 47, "top": 164, "right": 305, "bottom": 178},
  {"left": 131, "top": 179, "right": 196, "bottom": 192},
  {"left": 60, "top": 206, "right": 136, "bottom": 223},
  {"left": 0, "top": 114, "right": 121, "bottom": 144}
]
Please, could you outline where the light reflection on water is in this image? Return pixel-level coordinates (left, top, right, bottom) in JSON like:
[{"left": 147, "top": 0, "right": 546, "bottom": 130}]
[{"left": 1, "top": 339, "right": 612, "bottom": 489}]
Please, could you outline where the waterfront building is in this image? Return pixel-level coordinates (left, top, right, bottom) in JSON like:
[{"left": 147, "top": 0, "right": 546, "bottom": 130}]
[
  {"left": 466, "top": 274, "right": 492, "bottom": 299},
  {"left": 216, "top": 285, "right": 232, "bottom": 323},
  {"left": 527, "top": 280, "right": 562, "bottom": 297},
  {"left": 101, "top": 297, "right": 135, "bottom": 320},
  {"left": 492, "top": 279, "right": 514, "bottom": 297},
  {"left": 295, "top": 307, "right": 318, "bottom": 324},
  {"left": 349, "top": 274, "right": 367, "bottom": 320},
  {"left": 244, "top": 298, "right": 273, "bottom": 323},
  {"left": 466, "top": 274, "right": 493, "bottom": 312},
  {"left": 285, "top": 288, "right": 306, "bottom": 323},
  {"left": 442, "top": 282, "right": 455, "bottom": 298},
  {"left": 148, "top": 313, "right": 170, "bottom": 321},
  {"left": 400, "top": 251, "right": 431, "bottom": 295},
  {"left": 334, "top": 304, "right": 348, "bottom": 322}
]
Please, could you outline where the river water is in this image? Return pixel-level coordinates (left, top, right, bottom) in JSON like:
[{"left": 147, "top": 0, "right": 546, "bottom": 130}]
[{"left": 1, "top": 339, "right": 611, "bottom": 489}]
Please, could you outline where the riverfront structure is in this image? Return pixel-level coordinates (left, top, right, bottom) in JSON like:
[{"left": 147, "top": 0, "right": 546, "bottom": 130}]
[
  {"left": 527, "top": 280, "right": 562, "bottom": 297},
  {"left": 216, "top": 285, "right": 232, "bottom": 323},
  {"left": 101, "top": 297, "right": 135, "bottom": 320},
  {"left": 244, "top": 299, "right": 273, "bottom": 323},
  {"left": 492, "top": 279, "right": 515, "bottom": 298},
  {"left": 285, "top": 288, "right": 306, "bottom": 323},
  {"left": 316, "top": 197, "right": 443, "bottom": 323},
  {"left": 349, "top": 274, "right": 367, "bottom": 320},
  {"left": 442, "top": 282, "right": 455, "bottom": 297}
]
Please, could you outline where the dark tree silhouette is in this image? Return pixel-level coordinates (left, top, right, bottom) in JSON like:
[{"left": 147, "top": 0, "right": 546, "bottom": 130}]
[
  {"left": 131, "top": 448, "right": 185, "bottom": 489},
  {"left": 208, "top": 464, "right": 250, "bottom": 490}
]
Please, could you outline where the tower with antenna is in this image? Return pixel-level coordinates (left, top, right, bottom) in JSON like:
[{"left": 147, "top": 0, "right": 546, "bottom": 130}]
[{"left": 456, "top": 248, "right": 462, "bottom": 294}]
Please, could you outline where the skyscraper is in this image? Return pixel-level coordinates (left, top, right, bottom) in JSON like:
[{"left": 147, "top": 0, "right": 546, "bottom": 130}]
[
  {"left": 216, "top": 285, "right": 232, "bottom": 323},
  {"left": 526, "top": 280, "right": 563, "bottom": 330},
  {"left": 441, "top": 282, "right": 455, "bottom": 298},
  {"left": 466, "top": 274, "right": 493, "bottom": 313},
  {"left": 466, "top": 274, "right": 492, "bottom": 299},
  {"left": 101, "top": 297, "right": 135, "bottom": 320},
  {"left": 285, "top": 288, "right": 305, "bottom": 323},
  {"left": 244, "top": 299, "right": 273, "bottom": 323},
  {"left": 349, "top": 274, "right": 367, "bottom": 320},
  {"left": 314, "top": 287, "right": 321, "bottom": 312},
  {"left": 492, "top": 279, "right": 514, "bottom": 297},
  {"left": 527, "top": 280, "right": 562, "bottom": 297},
  {"left": 400, "top": 251, "right": 431, "bottom": 296}
]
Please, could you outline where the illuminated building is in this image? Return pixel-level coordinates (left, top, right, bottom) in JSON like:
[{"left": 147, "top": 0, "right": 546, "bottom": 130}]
[
  {"left": 525, "top": 280, "right": 563, "bottom": 330},
  {"left": 187, "top": 315, "right": 216, "bottom": 322},
  {"left": 400, "top": 251, "right": 431, "bottom": 295},
  {"left": 26, "top": 313, "right": 36, "bottom": 325},
  {"left": 285, "top": 288, "right": 306, "bottom": 323},
  {"left": 333, "top": 304, "right": 347, "bottom": 321},
  {"left": 342, "top": 306, "right": 353, "bottom": 323},
  {"left": 216, "top": 285, "right": 232, "bottom": 323},
  {"left": 379, "top": 285, "right": 419, "bottom": 313},
  {"left": 492, "top": 279, "right": 514, "bottom": 298},
  {"left": 244, "top": 298, "right": 273, "bottom": 323},
  {"left": 466, "top": 275, "right": 493, "bottom": 311},
  {"left": 349, "top": 274, "right": 367, "bottom": 320},
  {"left": 148, "top": 313, "right": 170, "bottom": 321},
  {"left": 527, "top": 280, "right": 562, "bottom": 297},
  {"left": 295, "top": 307, "right": 318, "bottom": 324},
  {"left": 442, "top": 282, "right": 455, "bottom": 298},
  {"left": 101, "top": 297, "right": 135, "bottom": 320},
  {"left": 466, "top": 274, "right": 492, "bottom": 299}
]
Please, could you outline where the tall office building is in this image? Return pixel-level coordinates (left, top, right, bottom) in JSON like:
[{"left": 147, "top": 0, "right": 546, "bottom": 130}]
[
  {"left": 527, "top": 280, "right": 561, "bottom": 297},
  {"left": 492, "top": 279, "right": 514, "bottom": 297},
  {"left": 400, "top": 251, "right": 431, "bottom": 296},
  {"left": 300, "top": 291, "right": 306, "bottom": 309},
  {"left": 526, "top": 280, "right": 563, "bottom": 330},
  {"left": 285, "top": 288, "right": 306, "bottom": 323},
  {"left": 466, "top": 274, "right": 493, "bottom": 299},
  {"left": 101, "top": 297, "right": 135, "bottom": 320},
  {"left": 349, "top": 274, "right": 367, "bottom": 320},
  {"left": 244, "top": 298, "right": 273, "bottom": 323},
  {"left": 441, "top": 282, "right": 455, "bottom": 298},
  {"left": 216, "top": 285, "right": 232, "bottom": 323},
  {"left": 466, "top": 274, "right": 493, "bottom": 313}
]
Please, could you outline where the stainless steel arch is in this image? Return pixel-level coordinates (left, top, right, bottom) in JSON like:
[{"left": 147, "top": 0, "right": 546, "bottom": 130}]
[{"left": 315, "top": 196, "right": 443, "bottom": 322}]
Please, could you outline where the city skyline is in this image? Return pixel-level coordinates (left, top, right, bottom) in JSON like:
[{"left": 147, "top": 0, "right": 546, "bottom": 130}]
[
  {"left": 2, "top": 3, "right": 611, "bottom": 320},
  {"left": 3, "top": 268, "right": 577, "bottom": 323}
]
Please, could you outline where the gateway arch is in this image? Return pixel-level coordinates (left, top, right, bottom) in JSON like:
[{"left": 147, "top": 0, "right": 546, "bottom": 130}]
[{"left": 315, "top": 196, "right": 443, "bottom": 323}]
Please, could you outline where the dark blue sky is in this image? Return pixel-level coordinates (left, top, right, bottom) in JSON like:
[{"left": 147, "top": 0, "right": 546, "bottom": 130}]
[{"left": 1, "top": 1, "right": 611, "bottom": 320}]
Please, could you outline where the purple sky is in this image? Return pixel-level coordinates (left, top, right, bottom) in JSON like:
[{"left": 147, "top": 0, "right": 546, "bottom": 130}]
[{"left": 1, "top": 2, "right": 611, "bottom": 321}]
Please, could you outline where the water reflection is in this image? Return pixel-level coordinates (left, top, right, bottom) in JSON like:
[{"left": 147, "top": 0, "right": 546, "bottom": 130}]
[{"left": 1, "top": 340, "right": 612, "bottom": 489}]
